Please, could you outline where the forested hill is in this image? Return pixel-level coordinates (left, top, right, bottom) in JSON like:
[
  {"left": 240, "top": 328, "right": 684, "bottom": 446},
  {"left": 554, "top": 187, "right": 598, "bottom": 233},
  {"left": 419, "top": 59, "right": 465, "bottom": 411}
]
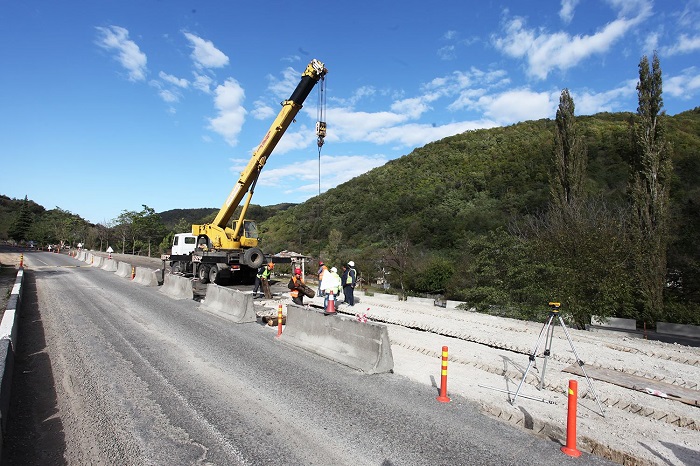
[
  {"left": 259, "top": 108, "right": 700, "bottom": 322},
  {"left": 263, "top": 109, "right": 700, "bottom": 252}
]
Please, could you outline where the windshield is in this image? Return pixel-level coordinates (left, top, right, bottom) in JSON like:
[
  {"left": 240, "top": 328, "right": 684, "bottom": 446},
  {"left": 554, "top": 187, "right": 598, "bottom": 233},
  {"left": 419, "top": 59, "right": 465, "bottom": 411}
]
[{"left": 243, "top": 220, "right": 258, "bottom": 239}]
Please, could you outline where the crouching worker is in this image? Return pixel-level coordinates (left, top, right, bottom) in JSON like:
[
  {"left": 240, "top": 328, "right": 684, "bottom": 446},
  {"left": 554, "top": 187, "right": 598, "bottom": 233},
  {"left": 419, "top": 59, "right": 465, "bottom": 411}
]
[{"left": 288, "top": 268, "right": 306, "bottom": 306}]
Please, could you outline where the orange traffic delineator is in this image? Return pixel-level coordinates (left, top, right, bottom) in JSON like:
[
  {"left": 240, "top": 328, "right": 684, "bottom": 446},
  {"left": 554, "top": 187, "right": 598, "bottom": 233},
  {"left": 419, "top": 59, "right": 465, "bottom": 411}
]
[
  {"left": 276, "top": 304, "right": 284, "bottom": 337},
  {"left": 437, "top": 346, "right": 451, "bottom": 403},
  {"left": 324, "top": 291, "right": 336, "bottom": 315},
  {"left": 19, "top": 254, "right": 23, "bottom": 268},
  {"left": 131, "top": 266, "right": 136, "bottom": 280},
  {"left": 561, "top": 379, "right": 582, "bottom": 457}
]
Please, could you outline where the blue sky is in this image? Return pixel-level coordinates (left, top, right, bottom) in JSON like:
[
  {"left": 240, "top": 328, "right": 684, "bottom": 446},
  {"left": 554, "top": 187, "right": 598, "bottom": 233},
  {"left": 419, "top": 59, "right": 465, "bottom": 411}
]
[{"left": 2, "top": 0, "right": 699, "bottom": 225}]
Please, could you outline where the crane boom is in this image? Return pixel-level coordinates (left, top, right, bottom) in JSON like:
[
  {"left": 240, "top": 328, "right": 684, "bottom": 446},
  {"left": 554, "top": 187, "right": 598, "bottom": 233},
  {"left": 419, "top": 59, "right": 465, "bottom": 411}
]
[{"left": 192, "top": 59, "right": 328, "bottom": 250}]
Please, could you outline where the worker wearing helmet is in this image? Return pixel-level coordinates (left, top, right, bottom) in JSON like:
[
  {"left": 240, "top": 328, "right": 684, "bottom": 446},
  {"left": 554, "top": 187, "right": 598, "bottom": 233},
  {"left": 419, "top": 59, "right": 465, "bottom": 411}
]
[
  {"left": 316, "top": 260, "right": 328, "bottom": 297},
  {"left": 253, "top": 262, "right": 274, "bottom": 298},
  {"left": 288, "top": 267, "right": 306, "bottom": 306},
  {"left": 342, "top": 260, "right": 357, "bottom": 306}
]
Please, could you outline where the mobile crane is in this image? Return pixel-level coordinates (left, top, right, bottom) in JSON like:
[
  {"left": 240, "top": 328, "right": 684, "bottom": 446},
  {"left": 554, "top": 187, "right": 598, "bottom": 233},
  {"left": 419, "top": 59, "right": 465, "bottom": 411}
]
[{"left": 163, "top": 59, "right": 328, "bottom": 284}]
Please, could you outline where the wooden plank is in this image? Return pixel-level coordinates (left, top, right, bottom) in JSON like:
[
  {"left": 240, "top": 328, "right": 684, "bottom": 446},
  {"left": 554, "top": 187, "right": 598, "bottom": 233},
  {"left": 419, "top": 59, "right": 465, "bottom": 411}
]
[{"left": 563, "top": 364, "right": 700, "bottom": 407}]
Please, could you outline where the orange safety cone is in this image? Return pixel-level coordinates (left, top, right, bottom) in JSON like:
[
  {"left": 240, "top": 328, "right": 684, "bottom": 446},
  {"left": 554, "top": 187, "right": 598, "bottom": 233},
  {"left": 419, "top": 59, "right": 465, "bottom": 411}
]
[{"left": 324, "top": 291, "right": 336, "bottom": 315}]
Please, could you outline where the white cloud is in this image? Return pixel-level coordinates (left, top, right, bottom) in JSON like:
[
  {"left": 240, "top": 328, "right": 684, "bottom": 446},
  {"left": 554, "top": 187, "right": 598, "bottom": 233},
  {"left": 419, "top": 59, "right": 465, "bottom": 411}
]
[
  {"left": 665, "top": 67, "right": 700, "bottom": 99},
  {"left": 572, "top": 80, "right": 636, "bottom": 114},
  {"left": 662, "top": 34, "right": 700, "bottom": 56},
  {"left": 192, "top": 73, "right": 214, "bottom": 94},
  {"left": 208, "top": 78, "right": 246, "bottom": 146},
  {"left": 560, "top": 0, "right": 580, "bottom": 24},
  {"left": 95, "top": 26, "right": 147, "bottom": 81},
  {"left": 478, "top": 89, "right": 558, "bottom": 124},
  {"left": 493, "top": 2, "right": 652, "bottom": 79},
  {"left": 159, "top": 71, "right": 189, "bottom": 88},
  {"left": 267, "top": 66, "right": 300, "bottom": 98},
  {"left": 183, "top": 32, "right": 229, "bottom": 69},
  {"left": 251, "top": 100, "right": 276, "bottom": 120},
  {"left": 258, "top": 154, "right": 388, "bottom": 197}
]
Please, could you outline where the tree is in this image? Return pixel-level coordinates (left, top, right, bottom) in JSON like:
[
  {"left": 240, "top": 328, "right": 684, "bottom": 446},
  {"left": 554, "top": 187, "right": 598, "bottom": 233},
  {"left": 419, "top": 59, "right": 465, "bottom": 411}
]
[
  {"left": 8, "top": 195, "right": 33, "bottom": 242},
  {"left": 551, "top": 89, "right": 587, "bottom": 215},
  {"left": 114, "top": 210, "right": 138, "bottom": 254},
  {"left": 133, "top": 205, "right": 167, "bottom": 257},
  {"left": 629, "top": 52, "right": 672, "bottom": 324}
]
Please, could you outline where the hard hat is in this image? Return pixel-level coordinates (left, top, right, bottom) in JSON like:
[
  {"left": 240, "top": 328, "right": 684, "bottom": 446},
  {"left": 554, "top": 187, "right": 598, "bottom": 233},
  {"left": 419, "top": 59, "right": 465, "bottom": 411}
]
[
  {"left": 268, "top": 262, "right": 274, "bottom": 269},
  {"left": 294, "top": 268, "right": 302, "bottom": 275},
  {"left": 330, "top": 267, "right": 337, "bottom": 273},
  {"left": 319, "top": 260, "right": 324, "bottom": 265},
  {"left": 348, "top": 261, "right": 355, "bottom": 267}
]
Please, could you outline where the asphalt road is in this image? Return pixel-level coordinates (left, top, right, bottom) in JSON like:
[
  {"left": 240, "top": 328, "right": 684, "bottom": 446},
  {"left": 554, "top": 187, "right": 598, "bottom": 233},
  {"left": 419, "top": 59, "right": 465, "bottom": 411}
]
[{"left": 2, "top": 250, "right": 615, "bottom": 465}]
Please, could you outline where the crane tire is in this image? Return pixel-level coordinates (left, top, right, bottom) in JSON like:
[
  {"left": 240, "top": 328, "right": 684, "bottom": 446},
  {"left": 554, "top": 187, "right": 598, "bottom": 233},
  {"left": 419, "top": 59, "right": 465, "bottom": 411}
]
[
  {"left": 198, "top": 265, "right": 210, "bottom": 284},
  {"left": 209, "top": 265, "right": 219, "bottom": 284},
  {"left": 243, "top": 247, "right": 265, "bottom": 269}
]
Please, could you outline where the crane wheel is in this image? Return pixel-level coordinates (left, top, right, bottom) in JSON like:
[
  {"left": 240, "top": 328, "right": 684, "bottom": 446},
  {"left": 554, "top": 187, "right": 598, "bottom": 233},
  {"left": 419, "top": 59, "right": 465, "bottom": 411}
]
[
  {"left": 209, "top": 265, "right": 219, "bottom": 284},
  {"left": 198, "top": 265, "right": 210, "bottom": 284}
]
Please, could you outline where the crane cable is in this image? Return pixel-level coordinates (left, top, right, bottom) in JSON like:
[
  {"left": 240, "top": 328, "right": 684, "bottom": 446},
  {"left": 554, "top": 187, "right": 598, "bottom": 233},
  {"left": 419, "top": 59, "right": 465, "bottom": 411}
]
[{"left": 316, "top": 74, "right": 327, "bottom": 197}]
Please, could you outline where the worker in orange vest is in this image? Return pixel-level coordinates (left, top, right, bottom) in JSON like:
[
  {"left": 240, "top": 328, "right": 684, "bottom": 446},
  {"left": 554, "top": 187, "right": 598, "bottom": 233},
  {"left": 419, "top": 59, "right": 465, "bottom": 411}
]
[
  {"left": 288, "top": 268, "right": 306, "bottom": 306},
  {"left": 316, "top": 261, "right": 328, "bottom": 297}
]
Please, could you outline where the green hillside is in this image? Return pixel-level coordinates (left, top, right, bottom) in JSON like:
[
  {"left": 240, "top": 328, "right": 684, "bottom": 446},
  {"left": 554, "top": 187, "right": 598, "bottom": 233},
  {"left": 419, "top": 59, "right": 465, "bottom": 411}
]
[{"left": 260, "top": 108, "right": 700, "bottom": 325}]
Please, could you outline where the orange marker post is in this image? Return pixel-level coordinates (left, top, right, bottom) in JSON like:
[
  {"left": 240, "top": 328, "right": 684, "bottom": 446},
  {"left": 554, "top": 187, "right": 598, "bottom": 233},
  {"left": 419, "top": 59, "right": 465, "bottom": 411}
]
[
  {"left": 19, "top": 254, "right": 23, "bottom": 268},
  {"left": 561, "top": 379, "right": 582, "bottom": 457},
  {"left": 131, "top": 266, "right": 136, "bottom": 280},
  {"left": 276, "top": 304, "right": 284, "bottom": 337},
  {"left": 436, "top": 346, "right": 451, "bottom": 403}
]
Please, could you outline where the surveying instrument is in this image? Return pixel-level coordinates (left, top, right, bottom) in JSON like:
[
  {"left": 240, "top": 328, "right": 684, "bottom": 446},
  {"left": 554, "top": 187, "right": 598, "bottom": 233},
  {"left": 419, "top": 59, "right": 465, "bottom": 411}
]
[{"left": 510, "top": 302, "right": 605, "bottom": 416}]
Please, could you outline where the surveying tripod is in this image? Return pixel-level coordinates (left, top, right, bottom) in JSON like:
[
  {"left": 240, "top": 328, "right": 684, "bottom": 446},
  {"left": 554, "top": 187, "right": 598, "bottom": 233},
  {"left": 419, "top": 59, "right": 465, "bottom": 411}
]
[{"left": 510, "top": 302, "right": 605, "bottom": 416}]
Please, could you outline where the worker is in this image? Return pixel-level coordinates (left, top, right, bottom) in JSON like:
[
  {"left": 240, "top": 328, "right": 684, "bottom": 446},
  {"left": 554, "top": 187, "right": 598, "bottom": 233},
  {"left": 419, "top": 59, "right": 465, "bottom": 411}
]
[
  {"left": 288, "top": 267, "right": 306, "bottom": 306},
  {"left": 317, "top": 261, "right": 328, "bottom": 297},
  {"left": 253, "top": 262, "right": 273, "bottom": 298},
  {"left": 320, "top": 266, "right": 342, "bottom": 311},
  {"left": 343, "top": 260, "right": 357, "bottom": 306}
]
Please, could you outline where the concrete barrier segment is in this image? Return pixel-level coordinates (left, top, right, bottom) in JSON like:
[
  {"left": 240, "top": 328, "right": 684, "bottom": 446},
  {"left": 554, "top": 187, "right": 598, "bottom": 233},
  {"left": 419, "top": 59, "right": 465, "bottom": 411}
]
[
  {"left": 84, "top": 253, "right": 93, "bottom": 264},
  {"left": 281, "top": 304, "right": 394, "bottom": 374},
  {"left": 101, "top": 259, "right": 118, "bottom": 272},
  {"left": 115, "top": 261, "right": 133, "bottom": 279},
  {"left": 77, "top": 251, "right": 86, "bottom": 261},
  {"left": 132, "top": 267, "right": 160, "bottom": 287},
  {"left": 92, "top": 256, "right": 105, "bottom": 268},
  {"left": 199, "top": 284, "right": 256, "bottom": 323},
  {"left": 159, "top": 274, "right": 193, "bottom": 300}
]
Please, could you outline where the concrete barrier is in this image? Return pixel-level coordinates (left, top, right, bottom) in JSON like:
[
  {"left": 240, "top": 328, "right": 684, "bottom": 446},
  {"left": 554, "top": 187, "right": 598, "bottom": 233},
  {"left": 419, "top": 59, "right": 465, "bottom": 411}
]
[
  {"left": 591, "top": 316, "right": 637, "bottom": 330},
  {"left": 0, "top": 268, "right": 24, "bottom": 447},
  {"left": 407, "top": 296, "right": 435, "bottom": 305},
  {"left": 92, "top": 255, "right": 105, "bottom": 268},
  {"left": 656, "top": 322, "right": 700, "bottom": 339},
  {"left": 281, "top": 304, "right": 394, "bottom": 374},
  {"left": 77, "top": 250, "right": 86, "bottom": 261},
  {"left": 84, "top": 253, "right": 93, "bottom": 264},
  {"left": 199, "top": 284, "right": 255, "bottom": 323},
  {"left": 160, "top": 274, "right": 193, "bottom": 300},
  {"left": 115, "top": 261, "right": 133, "bottom": 279},
  {"left": 101, "top": 259, "right": 118, "bottom": 272},
  {"left": 132, "top": 267, "right": 160, "bottom": 287}
]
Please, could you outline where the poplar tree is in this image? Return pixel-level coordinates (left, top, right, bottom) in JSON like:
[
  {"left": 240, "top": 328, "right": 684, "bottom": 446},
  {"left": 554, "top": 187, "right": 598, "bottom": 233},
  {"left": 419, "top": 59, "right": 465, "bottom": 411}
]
[
  {"left": 630, "top": 52, "right": 672, "bottom": 323},
  {"left": 551, "top": 88, "right": 587, "bottom": 215}
]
